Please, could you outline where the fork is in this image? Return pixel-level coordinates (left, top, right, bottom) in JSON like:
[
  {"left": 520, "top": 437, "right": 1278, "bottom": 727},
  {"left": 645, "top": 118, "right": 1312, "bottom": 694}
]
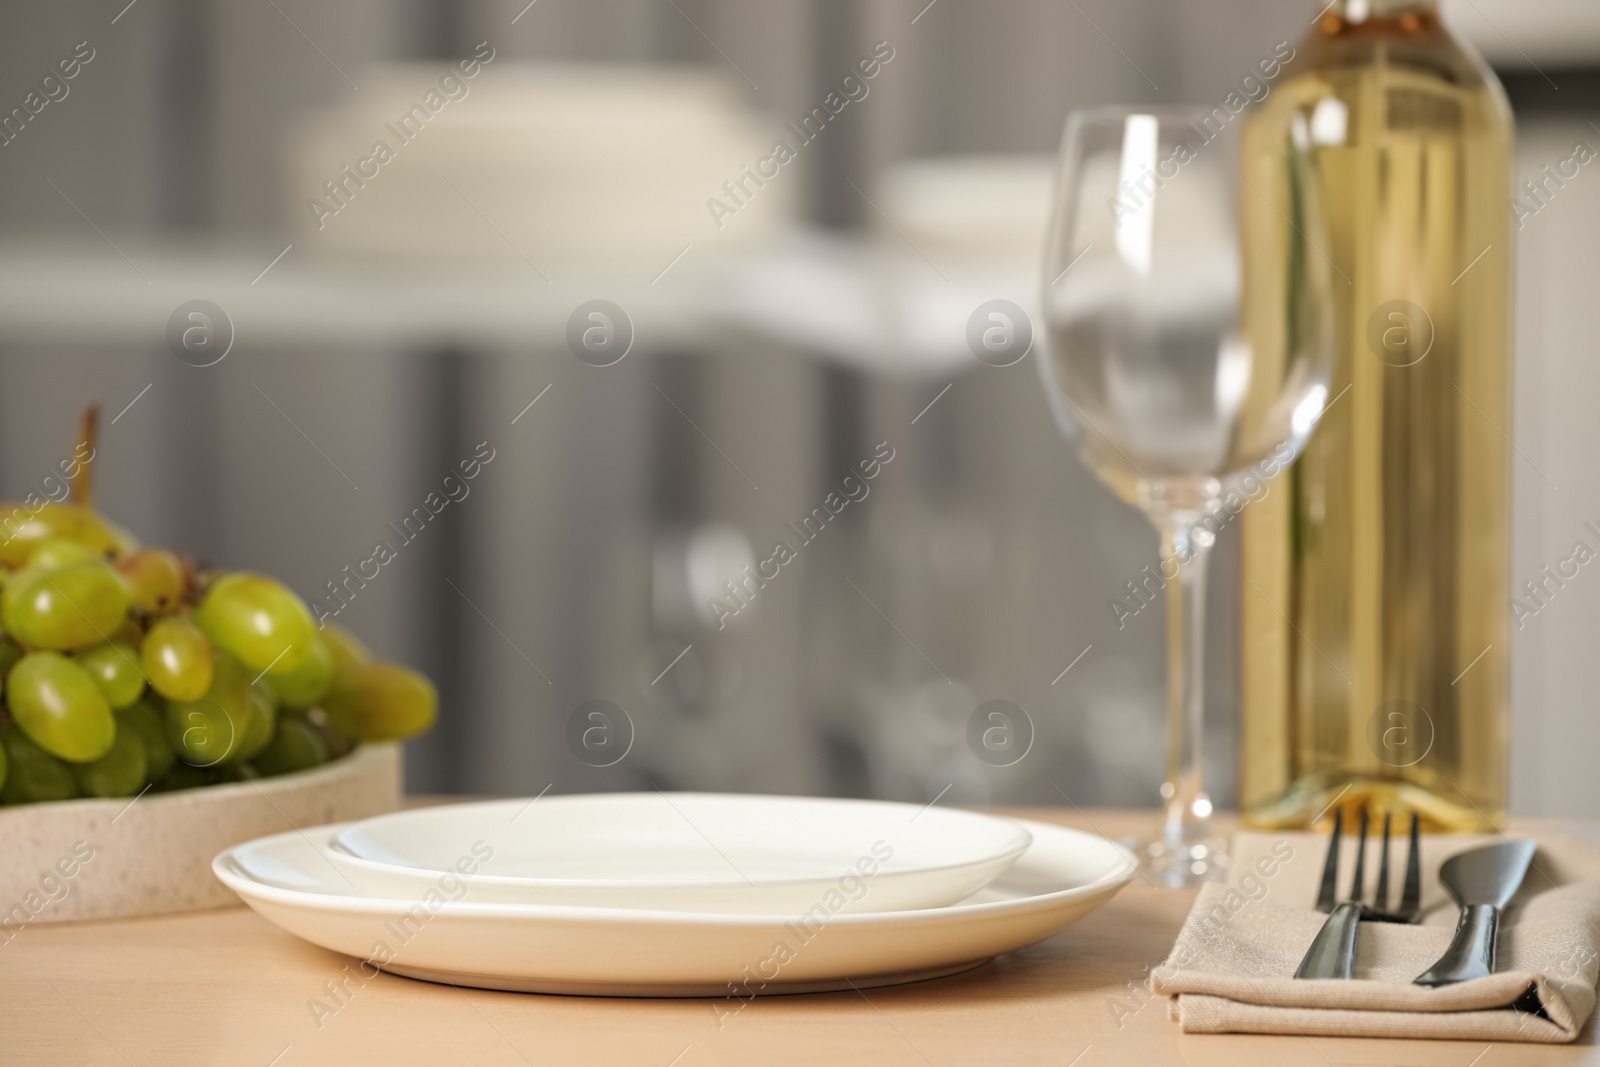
[{"left": 1295, "top": 809, "right": 1422, "bottom": 979}]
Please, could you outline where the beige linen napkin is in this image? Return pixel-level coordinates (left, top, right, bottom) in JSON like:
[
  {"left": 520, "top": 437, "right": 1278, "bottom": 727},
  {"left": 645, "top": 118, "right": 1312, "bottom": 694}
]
[{"left": 1150, "top": 829, "right": 1600, "bottom": 1042}]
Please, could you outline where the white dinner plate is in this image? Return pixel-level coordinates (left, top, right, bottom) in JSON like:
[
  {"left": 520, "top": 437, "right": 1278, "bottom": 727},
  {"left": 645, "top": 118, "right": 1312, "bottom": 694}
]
[
  {"left": 214, "top": 818, "right": 1136, "bottom": 996},
  {"left": 323, "top": 793, "right": 1033, "bottom": 914}
]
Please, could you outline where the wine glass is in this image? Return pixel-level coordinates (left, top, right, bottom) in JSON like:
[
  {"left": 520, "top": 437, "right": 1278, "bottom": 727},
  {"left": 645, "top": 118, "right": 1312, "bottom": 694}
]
[{"left": 1040, "top": 106, "right": 1333, "bottom": 886}]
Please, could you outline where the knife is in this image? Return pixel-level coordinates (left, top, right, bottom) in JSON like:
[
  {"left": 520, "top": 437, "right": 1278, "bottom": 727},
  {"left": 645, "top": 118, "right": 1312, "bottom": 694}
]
[{"left": 1413, "top": 840, "right": 1536, "bottom": 987}]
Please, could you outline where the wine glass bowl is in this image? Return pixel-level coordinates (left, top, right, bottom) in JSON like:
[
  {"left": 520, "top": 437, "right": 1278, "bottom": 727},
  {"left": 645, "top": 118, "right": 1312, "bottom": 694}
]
[
  {"left": 1043, "top": 108, "right": 1332, "bottom": 505},
  {"left": 1041, "top": 106, "right": 1333, "bottom": 885}
]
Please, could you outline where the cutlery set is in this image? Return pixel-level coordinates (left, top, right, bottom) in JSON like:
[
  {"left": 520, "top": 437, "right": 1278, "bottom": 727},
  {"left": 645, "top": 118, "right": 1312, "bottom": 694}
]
[{"left": 1296, "top": 809, "right": 1535, "bottom": 985}]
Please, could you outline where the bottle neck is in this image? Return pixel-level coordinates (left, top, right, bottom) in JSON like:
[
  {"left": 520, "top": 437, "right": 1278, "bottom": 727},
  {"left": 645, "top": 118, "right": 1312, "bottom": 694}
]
[{"left": 1325, "top": 0, "right": 1436, "bottom": 19}]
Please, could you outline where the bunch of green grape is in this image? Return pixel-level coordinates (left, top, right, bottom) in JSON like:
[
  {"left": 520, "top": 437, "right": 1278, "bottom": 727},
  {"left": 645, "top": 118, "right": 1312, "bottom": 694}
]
[{"left": 0, "top": 502, "right": 437, "bottom": 804}]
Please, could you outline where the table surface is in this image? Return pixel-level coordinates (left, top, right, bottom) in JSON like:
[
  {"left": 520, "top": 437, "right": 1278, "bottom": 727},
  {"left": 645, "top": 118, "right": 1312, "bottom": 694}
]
[{"left": 3, "top": 806, "right": 1596, "bottom": 1067}]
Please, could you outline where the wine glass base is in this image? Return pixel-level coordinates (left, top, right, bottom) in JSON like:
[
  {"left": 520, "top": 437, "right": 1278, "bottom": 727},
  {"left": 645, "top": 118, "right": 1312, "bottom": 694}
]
[{"left": 1122, "top": 828, "right": 1229, "bottom": 888}]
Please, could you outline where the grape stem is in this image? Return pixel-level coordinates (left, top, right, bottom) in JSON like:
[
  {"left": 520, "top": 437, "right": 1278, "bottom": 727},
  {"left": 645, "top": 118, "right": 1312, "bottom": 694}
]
[{"left": 71, "top": 404, "right": 99, "bottom": 507}]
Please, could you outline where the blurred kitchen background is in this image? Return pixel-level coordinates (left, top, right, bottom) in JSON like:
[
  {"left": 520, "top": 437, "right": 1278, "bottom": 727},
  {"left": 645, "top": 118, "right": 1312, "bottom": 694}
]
[{"left": 0, "top": 0, "right": 1592, "bottom": 815}]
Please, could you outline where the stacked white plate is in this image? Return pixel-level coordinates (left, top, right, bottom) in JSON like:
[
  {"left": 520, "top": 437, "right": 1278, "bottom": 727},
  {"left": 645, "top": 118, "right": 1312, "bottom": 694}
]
[{"left": 213, "top": 792, "right": 1136, "bottom": 996}]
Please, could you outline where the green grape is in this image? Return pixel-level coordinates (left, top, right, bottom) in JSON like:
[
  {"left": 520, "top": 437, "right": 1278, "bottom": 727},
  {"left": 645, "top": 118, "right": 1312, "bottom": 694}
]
[
  {"left": 0, "top": 639, "right": 20, "bottom": 707},
  {"left": 102, "top": 517, "right": 140, "bottom": 556},
  {"left": 314, "top": 715, "right": 356, "bottom": 760},
  {"left": 110, "top": 616, "right": 144, "bottom": 648},
  {"left": 323, "top": 663, "right": 437, "bottom": 742},
  {"left": 141, "top": 617, "right": 213, "bottom": 701},
  {"left": 2, "top": 560, "right": 130, "bottom": 650},
  {"left": 116, "top": 548, "right": 186, "bottom": 613},
  {"left": 75, "top": 641, "right": 147, "bottom": 709},
  {"left": 166, "top": 650, "right": 257, "bottom": 767},
  {"left": 0, "top": 503, "right": 117, "bottom": 568},
  {"left": 116, "top": 700, "right": 175, "bottom": 779},
  {"left": 269, "top": 634, "right": 333, "bottom": 708},
  {"left": 253, "top": 717, "right": 328, "bottom": 776},
  {"left": 27, "top": 538, "right": 102, "bottom": 570},
  {"left": 7, "top": 651, "right": 115, "bottom": 762},
  {"left": 72, "top": 727, "right": 146, "bottom": 797},
  {"left": 195, "top": 573, "right": 317, "bottom": 675},
  {"left": 0, "top": 639, "right": 24, "bottom": 680},
  {"left": 167, "top": 693, "right": 242, "bottom": 767},
  {"left": 321, "top": 623, "right": 370, "bottom": 674},
  {"left": 0, "top": 723, "right": 76, "bottom": 803},
  {"left": 237, "top": 682, "right": 276, "bottom": 762},
  {"left": 0, "top": 504, "right": 441, "bottom": 799}
]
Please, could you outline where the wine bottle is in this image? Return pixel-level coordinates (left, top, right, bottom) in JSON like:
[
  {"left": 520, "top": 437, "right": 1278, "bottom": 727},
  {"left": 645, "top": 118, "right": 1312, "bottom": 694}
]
[{"left": 1239, "top": 0, "right": 1513, "bottom": 830}]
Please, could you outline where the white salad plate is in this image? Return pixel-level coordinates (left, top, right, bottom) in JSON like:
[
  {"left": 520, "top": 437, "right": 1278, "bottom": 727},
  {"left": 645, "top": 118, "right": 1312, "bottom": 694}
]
[
  {"left": 322, "top": 793, "right": 1034, "bottom": 914},
  {"left": 214, "top": 817, "right": 1137, "bottom": 997}
]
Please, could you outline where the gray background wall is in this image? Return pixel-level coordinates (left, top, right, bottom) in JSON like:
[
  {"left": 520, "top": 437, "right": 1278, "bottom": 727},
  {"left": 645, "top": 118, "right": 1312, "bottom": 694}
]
[{"left": 0, "top": 0, "right": 1591, "bottom": 818}]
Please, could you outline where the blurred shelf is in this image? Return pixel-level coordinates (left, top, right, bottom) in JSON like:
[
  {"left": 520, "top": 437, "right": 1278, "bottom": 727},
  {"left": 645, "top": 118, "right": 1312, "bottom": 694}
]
[
  {"left": 0, "top": 232, "right": 1037, "bottom": 377},
  {"left": 0, "top": 237, "right": 704, "bottom": 351}
]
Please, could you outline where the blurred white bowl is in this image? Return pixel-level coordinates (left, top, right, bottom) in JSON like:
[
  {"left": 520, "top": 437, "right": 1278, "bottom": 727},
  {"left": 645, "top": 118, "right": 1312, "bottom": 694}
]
[{"left": 287, "top": 63, "right": 794, "bottom": 267}]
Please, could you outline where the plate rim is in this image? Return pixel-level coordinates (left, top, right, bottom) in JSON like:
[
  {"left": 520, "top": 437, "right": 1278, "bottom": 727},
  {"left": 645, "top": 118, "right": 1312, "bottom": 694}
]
[
  {"left": 214, "top": 815, "right": 1138, "bottom": 928},
  {"left": 324, "top": 791, "right": 1036, "bottom": 893}
]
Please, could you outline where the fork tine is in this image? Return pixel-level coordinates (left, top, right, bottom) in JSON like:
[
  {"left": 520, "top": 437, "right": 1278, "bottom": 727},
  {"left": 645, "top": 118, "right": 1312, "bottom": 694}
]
[
  {"left": 1315, "top": 808, "right": 1343, "bottom": 912},
  {"left": 1350, "top": 809, "right": 1370, "bottom": 903},
  {"left": 1399, "top": 812, "right": 1421, "bottom": 919},
  {"left": 1374, "top": 812, "right": 1393, "bottom": 910}
]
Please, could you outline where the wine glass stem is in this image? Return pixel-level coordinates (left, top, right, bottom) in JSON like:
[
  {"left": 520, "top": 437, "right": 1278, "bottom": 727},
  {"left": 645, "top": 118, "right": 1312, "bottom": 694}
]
[{"left": 1158, "top": 516, "right": 1213, "bottom": 844}]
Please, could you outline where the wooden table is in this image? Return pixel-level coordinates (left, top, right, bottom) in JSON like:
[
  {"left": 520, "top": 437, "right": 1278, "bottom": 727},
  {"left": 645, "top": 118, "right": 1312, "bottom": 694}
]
[{"left": 2, "top": 807, "right": 1594, "bottom": 1066}]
